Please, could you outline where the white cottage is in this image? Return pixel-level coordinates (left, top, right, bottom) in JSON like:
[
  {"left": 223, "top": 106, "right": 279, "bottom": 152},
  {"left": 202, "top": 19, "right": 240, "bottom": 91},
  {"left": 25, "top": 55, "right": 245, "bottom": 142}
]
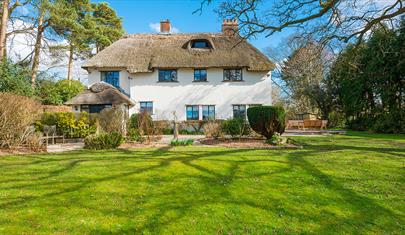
[{"left": 79, "top": 19, "right": 275, "bottom": 121}]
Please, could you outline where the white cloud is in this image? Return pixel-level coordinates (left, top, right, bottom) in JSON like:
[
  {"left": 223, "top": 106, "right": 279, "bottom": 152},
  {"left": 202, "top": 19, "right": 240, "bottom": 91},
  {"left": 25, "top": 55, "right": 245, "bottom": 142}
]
[{"left": 149, "top": 22, "right": 180, "bottom": 34}]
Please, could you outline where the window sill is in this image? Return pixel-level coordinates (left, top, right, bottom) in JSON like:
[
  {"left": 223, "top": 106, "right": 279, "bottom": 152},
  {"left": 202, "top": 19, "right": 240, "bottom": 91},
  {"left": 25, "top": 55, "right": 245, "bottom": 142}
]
[
  {"left": 192, "top": 80, "right": 209, "bottom": 83},
  {"left": 222, "top": 80, "right": 244, "bottom": 82}
]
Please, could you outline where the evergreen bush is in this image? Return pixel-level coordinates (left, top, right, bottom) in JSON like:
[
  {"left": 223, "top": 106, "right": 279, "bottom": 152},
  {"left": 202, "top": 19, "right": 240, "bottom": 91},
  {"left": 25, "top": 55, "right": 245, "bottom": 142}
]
[{"left": 247, "top": 106, "right": 286, "bottom": 139}]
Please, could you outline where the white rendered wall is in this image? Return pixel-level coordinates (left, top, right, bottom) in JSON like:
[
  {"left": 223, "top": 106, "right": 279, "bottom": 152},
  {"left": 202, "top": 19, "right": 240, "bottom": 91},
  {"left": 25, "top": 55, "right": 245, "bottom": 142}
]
[{"left": 128, "top": 68, "right": 272, "bottom": 121}]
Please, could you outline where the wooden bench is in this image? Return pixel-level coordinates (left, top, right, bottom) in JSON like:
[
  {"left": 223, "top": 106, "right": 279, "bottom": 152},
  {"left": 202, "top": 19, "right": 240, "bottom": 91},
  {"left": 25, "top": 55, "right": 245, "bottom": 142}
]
[
  {"left": 287, "top": 120, "right": 328, "bottom": 130},
  {"left": 303, "top": 120, "right": 328, "bottom": 129},
  {"left": 41, "top": 125, "right": 65, "bottom": 145},
  {"left": 286, "top": 120, "right": 304, "bottom": 129}
]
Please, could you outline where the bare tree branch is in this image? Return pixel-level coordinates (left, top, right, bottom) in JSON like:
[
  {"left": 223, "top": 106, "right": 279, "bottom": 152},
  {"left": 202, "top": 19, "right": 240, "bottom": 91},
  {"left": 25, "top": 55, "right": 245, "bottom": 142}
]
[{"left": 206, "top": 0, "right": 405, "bottom": 45}]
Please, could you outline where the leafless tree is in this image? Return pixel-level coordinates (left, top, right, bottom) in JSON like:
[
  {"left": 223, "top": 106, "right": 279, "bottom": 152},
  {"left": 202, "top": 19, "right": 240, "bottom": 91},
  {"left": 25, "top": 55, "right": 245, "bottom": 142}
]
[{"left": 199, "top": 0, "right": 404, "bottom": 45}]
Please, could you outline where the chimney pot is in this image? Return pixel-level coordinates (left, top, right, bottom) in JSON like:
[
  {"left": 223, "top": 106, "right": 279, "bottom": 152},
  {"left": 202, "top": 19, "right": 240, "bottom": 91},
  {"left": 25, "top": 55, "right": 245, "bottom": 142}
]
[
  {"left": 160, "top": 19, "right": 171, "bottom": 34},
  {"left": 222, "top": 18, "right": 238, "bottom": 36}
]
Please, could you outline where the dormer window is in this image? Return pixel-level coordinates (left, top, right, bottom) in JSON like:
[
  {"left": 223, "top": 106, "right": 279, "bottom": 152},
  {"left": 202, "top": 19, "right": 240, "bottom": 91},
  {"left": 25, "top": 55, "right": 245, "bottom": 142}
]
[{"left": 190, "top": 39, "right": 212, "bottom": 49}]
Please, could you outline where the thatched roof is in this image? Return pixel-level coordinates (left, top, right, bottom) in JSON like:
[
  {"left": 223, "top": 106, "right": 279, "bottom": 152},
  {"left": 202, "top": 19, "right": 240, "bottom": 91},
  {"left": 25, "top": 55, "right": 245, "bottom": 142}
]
[
  {"left": 82, "top": 33, "right": 275, "bottom": 73},
  {"left": 65, "top": 82, "right": 135, "bottom": 106}
]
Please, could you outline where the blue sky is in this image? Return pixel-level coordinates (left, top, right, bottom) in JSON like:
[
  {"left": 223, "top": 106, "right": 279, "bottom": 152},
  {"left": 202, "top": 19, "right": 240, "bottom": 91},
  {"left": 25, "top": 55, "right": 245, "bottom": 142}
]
[{"left": 92, "top": 0, "right": 289, "bottom": 52}]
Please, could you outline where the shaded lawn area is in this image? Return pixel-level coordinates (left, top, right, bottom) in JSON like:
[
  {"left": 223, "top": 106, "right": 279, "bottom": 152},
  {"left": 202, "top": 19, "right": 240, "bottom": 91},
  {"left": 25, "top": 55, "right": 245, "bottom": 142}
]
[{"left": 0, "top": 132, "right": 404, "bottom": 234}]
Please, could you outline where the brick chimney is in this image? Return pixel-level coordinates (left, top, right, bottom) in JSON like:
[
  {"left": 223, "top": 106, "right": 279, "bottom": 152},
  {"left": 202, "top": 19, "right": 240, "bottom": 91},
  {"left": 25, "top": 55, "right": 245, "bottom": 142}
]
[
  {"left": 221, "top": 19, "right": 238, "bottom": 36},
  {"left": 160, "top": 19, "right": 171, "bottom": 34}
]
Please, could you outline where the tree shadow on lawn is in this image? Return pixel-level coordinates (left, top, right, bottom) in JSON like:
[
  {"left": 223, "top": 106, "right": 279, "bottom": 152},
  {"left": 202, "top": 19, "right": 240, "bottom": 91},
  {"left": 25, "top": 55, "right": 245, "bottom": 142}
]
[
  {"left": 286, "top": 150, "right": 403, "bottom": 234},
  {"left": 0, "top": 146, "right": 403, "bottom": 233},
  {"left": 93, "top": 148, "right": 402, "bottom": 234},
  {"left": 297, "top": 139, "right": 405, "bottom": 159},
  {"left": 0, "top": 148, "right": 253, "bottom": 206},
  {"left": 88, "top": 150, "right": 296, "bottom": 234}
]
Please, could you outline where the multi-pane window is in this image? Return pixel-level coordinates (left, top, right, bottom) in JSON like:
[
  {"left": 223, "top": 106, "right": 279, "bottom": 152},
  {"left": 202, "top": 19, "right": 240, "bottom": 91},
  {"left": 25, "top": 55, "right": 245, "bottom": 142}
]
[
  {"left": 140, "top": 101, "right": 153, "bottom": 114},
  {"left": 191, "top": 40, "right": 210, "bottom": 49},
  {"left": 223, "top": 69, "right": 242, "bottom": 81},
  {"left": 194, "top": 69, "right": 207, "bottom": 81},
  {"left": 186, "top": 105, "right": 199, "bottom": 120},
  {"left": 158, "top": 69, "right": 177, "bottom": 82},
  {"left": 101, "top": 71, "right": 120, "bottom": 88},
  {"left": 81, "top": 104, "right": 112, "bottom": 114},
  {"left": 233, "top": 105, "right": 246, "bottom": 119},
  {"left": 202, "top": 105, "right": 215, "bottom": 120}
]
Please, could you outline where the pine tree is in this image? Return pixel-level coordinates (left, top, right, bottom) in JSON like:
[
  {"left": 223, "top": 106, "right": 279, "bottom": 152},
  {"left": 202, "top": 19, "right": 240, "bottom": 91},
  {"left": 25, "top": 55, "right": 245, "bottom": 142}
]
[
  {"left": 49, "top": 0, "right": 93, "bottom": 80},
  {"left": 91, "top": 2, "right": 124, "bottom": 53}
]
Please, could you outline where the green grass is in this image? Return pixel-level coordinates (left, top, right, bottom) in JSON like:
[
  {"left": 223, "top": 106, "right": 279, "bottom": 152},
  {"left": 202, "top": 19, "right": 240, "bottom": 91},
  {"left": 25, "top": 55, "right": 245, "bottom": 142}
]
[{"left": 0, "top": 132, "right": 404, "bottom": 234}]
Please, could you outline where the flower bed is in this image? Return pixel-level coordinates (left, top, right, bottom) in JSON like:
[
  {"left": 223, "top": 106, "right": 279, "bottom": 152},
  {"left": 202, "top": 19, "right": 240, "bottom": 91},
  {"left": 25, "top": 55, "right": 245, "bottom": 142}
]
[{"left": 199, "top": 137, "right": 302, "bottom": 149}]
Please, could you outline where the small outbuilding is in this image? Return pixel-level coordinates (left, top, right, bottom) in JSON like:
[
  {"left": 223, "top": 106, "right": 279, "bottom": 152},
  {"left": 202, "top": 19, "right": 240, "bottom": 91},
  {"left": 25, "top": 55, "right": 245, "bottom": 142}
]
[{"left": 65, "top": 82, "right": 135, "bottom": 114}]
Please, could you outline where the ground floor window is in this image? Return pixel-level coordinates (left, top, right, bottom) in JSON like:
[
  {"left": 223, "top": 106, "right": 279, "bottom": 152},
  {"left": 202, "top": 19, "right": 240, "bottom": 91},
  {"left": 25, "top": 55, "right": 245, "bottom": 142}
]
[
  {"left": 233, "top": 105, "right": 246, "bottom": 119},
  {"left": 186, "top": 105, "right": 199, "bottom": 120},
  {"left": 202, "top": 105, "right": 215, "bottom": 120},
  {"left": 81, "top": 104, "right": 112, "bottom": 114},
  {"left": 140, "top": 101, "right": 153, "bottom": 114}
]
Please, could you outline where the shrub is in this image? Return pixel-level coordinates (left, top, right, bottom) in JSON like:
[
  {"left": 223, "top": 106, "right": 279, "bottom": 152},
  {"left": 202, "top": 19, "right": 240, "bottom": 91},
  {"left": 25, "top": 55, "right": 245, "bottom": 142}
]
[
  {"left": 37, "top": 79, "right": 63, "bottom": 105},
  {"left": 178, "top": 129, "right": 204, "bottom": 135},
  {"left": 129, "top": 113, "right": 139, "bottom": 129},
  {"left": 129, "top": 112, "right": 165, "bottom": 139},
  {"left": 127, "top": 128, "right": 144, "bottom": 142},
  {"left": 186, "top": 120, "right": 207, "bottom": 133},
  {"left": 204, "top": 121, "right": 223, "bottom": 139},
  {"left": 328, "top": 111, "right": 346, "bottom": 129},
  {"left": 54, "top": 80, "right": 85, "bottom": 103},
  {"left": 247, "top": 106, "right": 286, "bottom": 139},
  {"left": 36, "top": 78, "right": 85, "bottom": 105},
  {"left": 99, "top": 106, "right": 127, "bottom": 135},
  {"left": 84, "top": 132, "right": 124, "bottom": 150},
  {"left": 137, "top": 112, "right": 154, "bottom": 134},
  {"left": 372, "top": 111, "right": 405, "bottom": 134},
  {"left": 162, "top": 128, "right": 174, "bottom": 135},
  {"left": 152, "top": 121, "right": 166, "bottom": 136},
  {"left": 266, "top": 132, "right": 286, "bottom": 145},
  {"left": 40, "top": 112, "right": 96, "bottom": 138},
  {"left": 347, "top": 116, "right": 373, "bottom": 131},
  {"left": 0, "top": 93, "right": 42, "bottom": 148},
  {"left": 25, "top": 132, "right": 45, "bottom": 151},
  {"left": 221, "top": 118, "right": 250, "bottom": 138},
  {"left": 170, "top": 139, "right": 194, "bottom": 146},
  {"left": 0, "top": 60, "right": 35, "bottom": 97}
]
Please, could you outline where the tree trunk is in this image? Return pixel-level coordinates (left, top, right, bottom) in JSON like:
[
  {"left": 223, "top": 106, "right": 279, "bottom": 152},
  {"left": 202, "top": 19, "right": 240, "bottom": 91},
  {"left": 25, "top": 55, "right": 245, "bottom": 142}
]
[
  {"left": 67, "top": 43, "right": 74, "bottom": 80},
  {"left": 31, "top": 9, "right": 46, "bottom": 86},
  {"left": 0, "top": 0, "right": 10, "bottom": 60}
]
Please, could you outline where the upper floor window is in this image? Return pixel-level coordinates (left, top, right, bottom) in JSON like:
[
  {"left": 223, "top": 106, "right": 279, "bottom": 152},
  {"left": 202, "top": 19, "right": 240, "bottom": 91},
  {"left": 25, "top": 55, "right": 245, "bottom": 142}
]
[
  {"left": 140, "top": 101, "right": 153, "bottom": 114},
  {"left": 101, "top": 71, "right": 119, "bottom": 88},
  {"left": 202, "top": 105, "right": 215, "bottom": 120},
  {"left": 194, "top": 69, "right": 207, "bottom": 82},
  {"left": 191, "top": 40, "right": 211, "bottom": 49},
  {"left": 233, "top": 105, "right": 246, "bottom": 119},
  {"left": 158, "top": 69, "right": 177, "bottom": 82},
  {"left": 186, "top": 105, "right": 199, "bottom": 120},
  {"left": 224, "top": 69, "right": 242, "bottom": 81}
]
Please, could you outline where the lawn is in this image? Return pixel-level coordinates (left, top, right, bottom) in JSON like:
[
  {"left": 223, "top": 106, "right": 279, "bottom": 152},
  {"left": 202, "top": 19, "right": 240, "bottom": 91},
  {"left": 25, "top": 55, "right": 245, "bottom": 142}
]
[{"left": 0, "top": 132, "right": 404, "bottom": 234}]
